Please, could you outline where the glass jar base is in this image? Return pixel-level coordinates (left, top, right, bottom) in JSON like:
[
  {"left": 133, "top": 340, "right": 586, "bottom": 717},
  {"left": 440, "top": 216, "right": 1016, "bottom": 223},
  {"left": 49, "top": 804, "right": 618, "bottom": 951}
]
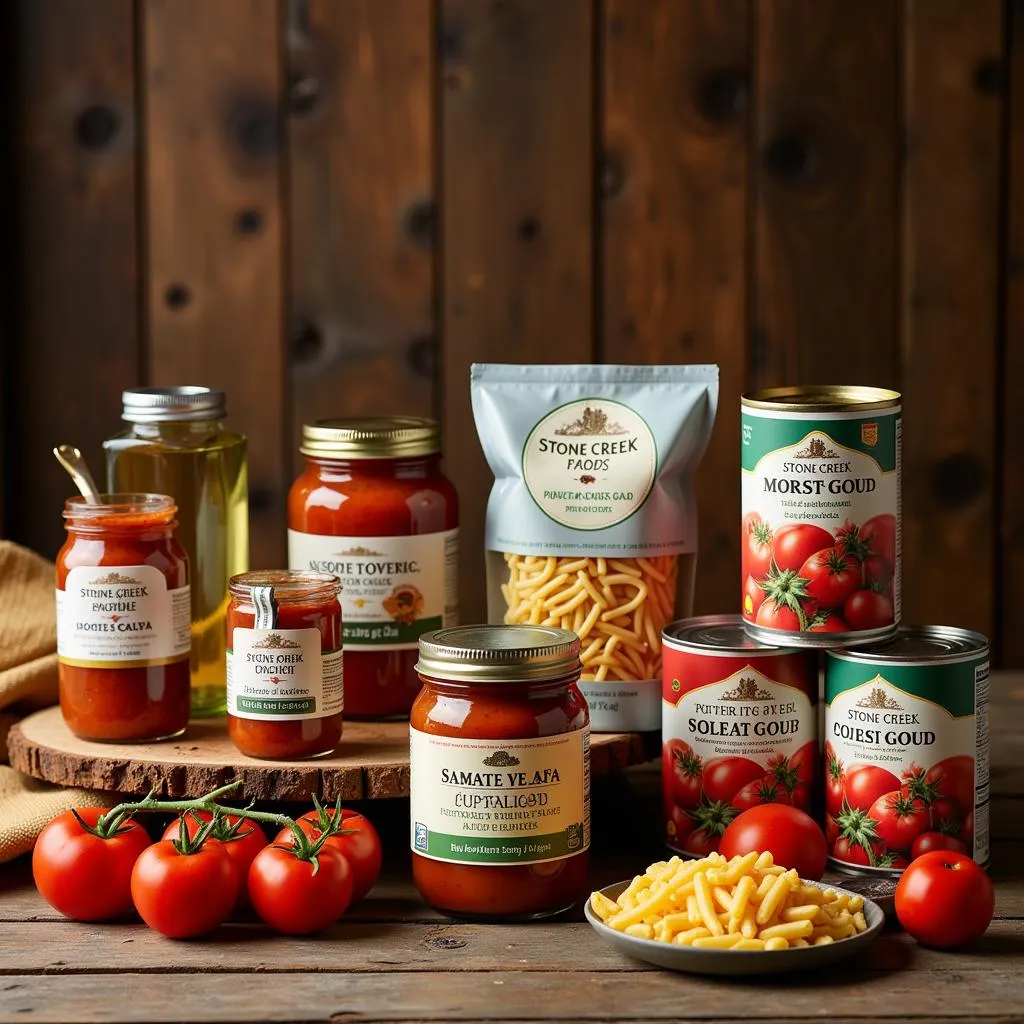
[{"left": 70, "top": 724, "right": 189, "bottom": 744}]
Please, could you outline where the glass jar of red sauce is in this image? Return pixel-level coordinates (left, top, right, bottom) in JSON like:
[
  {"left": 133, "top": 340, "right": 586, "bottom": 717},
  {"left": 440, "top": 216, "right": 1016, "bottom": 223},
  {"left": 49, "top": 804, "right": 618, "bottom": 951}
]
[
  {"left": 410, "top": 625, "right": 590, "bottom": 920},
  {"left": 288, "top": 417, "right": 458, "bottom": 719},
  {"left": 56, "top": 493, "right": 191, "bottom": 742},
  {"left": 226, "top": 570, "right": 343, "bottom": 760}
]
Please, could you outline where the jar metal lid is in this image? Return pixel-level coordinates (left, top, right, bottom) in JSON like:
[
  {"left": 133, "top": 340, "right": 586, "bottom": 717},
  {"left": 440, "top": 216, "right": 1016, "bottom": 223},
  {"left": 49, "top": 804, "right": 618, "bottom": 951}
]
[
  {"left": 741, "top": 385, "right": 901, "bottom": 413},
  {"left": 416, "top": 624, "right": 581, "bottom": 683},
  {"left": 121, "top": 386, "right": 227, "bottom": 423},
  {"left": 300, "top": 416, "right": 440, "bottom": 459}
]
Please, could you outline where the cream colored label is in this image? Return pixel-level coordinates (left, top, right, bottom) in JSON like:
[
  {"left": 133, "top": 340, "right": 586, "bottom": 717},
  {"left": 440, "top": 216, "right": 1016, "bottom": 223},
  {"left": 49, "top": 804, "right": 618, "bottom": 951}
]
[
  {"left": 410, "top": 727, "right": 590, "bottom": 864},
  {"left": 57, "top": 565, "right": 189, "bottom": 666},
  {"left": 289, "top": 529, "right": 458, "bottom": 650},
  {"left": 227, "top": 627, "right": 342, "bottom": 721}
]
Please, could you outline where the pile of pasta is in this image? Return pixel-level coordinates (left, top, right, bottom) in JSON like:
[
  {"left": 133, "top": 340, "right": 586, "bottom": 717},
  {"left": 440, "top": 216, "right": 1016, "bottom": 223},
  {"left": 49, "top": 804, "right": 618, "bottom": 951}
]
[
  {"left": 501, "top": 554, "right": 678, "bottom": 681},
  {"left": 590, "top": 851, "right": 869, "bottom": 950}
]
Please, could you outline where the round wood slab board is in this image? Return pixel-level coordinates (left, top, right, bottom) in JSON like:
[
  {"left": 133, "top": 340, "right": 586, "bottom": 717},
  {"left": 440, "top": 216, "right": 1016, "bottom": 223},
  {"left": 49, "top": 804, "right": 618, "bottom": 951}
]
[{"left": 8, "top": 707, "right": 660, "bottom": 801}]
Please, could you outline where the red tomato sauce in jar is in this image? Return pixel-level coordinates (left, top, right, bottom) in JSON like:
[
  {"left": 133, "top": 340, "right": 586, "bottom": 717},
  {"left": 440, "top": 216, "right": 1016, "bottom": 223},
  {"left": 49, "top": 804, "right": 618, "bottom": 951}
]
[
  {"left": 226, "top": 570, "right": 343, "bottom": 760},
  {"left": 288, "top": 417, "right": 459, "bottom": 719},
  {"left": 661, "top": 615, "right": 818, "bottom": 857},
  {"left": 410, "top": 625, "right": 590, "bottom": 919},
  {"left": 56, "top": 493, "right": 191, "bottom": 742}
]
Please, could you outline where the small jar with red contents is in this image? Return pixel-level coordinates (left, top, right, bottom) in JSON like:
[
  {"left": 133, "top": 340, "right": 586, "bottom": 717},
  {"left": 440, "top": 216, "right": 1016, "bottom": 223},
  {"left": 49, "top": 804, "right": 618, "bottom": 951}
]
[
  {"left": 410, "top": 625, "right": 590, "bottom": 920},
  {"left": 56, "top": 493, "right": 191, "bottom": 742},
  {"left": 288, "top": 417, "right": 458, "bottom": 719},
  {"left": 226, "top": 570, "right": 343, "bottom": 760}
]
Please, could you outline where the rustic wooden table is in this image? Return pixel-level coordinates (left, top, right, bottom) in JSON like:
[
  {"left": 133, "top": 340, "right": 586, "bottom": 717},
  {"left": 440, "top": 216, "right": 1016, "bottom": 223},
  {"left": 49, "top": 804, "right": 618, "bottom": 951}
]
[{"left": 1, "top": 672, "right": 1022, "bottom": 1024}]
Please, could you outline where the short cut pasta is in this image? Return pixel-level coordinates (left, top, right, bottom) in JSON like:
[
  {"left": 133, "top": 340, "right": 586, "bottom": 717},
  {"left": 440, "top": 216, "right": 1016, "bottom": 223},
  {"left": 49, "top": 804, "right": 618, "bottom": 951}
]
[{"left": 500, "top": 553, "right": 679, "bottom": 681}]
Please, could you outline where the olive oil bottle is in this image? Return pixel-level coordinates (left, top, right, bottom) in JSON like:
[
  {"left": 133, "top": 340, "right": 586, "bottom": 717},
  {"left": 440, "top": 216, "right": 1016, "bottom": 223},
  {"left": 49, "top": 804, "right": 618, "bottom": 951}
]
[{"left": 104, "top": 387, "right": 248, "bottom": 716}]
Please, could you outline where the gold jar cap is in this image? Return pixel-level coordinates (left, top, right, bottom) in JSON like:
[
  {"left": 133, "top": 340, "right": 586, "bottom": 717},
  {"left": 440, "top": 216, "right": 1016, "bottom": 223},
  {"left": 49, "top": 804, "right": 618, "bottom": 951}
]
[
  {"left": 416, "top": 625, "right": 581, "bottom": 683},
  {"left": 300, "top": 416, "right": 440, "bottom": 459}
]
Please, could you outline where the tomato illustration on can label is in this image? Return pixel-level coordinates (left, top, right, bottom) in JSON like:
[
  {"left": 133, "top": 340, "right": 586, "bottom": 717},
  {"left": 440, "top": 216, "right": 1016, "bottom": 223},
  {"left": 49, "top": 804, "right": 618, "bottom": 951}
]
[
  {"left": 741, "top": 387, "right": 901, "bottom": 647},
  {"left": 825, "top": 627, "right": 990, "bottom": 875},
  {"left": 661, "top": 616, "right": 818, "bottom": 858}
]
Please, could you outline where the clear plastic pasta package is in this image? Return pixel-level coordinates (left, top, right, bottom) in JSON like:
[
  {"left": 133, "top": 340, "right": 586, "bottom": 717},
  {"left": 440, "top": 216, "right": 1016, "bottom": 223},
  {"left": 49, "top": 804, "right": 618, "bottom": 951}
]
[{"left": 471, "top": 364, "right": 719, "bottom": 731}]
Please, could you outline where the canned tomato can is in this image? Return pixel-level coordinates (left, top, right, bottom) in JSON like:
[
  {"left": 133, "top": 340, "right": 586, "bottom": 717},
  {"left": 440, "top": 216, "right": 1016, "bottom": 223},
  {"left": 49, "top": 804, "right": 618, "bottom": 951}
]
[
  {"left": 661, "top": 616, "right": 819, "bottom": 857},
  {"left": 824, "top": 626, "right": 990, "bottom": 875},
  {"left": 741, "top": 385, "right": 901, "bottom": 647}
]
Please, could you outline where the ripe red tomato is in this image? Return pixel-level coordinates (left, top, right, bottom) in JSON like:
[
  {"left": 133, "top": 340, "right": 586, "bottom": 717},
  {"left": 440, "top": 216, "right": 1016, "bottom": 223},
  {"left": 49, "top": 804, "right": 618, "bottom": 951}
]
[
  {"left": 731, "top": 776, "right": 788, "bottom": 811},
  {"left": 809, "top": 613, "right": 848, "bottom": 633},
  {"left": 771, "top": 523, "right": 834, "bottom": 573},
  {"left": 682, "top": 826, "right": 721, "bottom": 856},
  {"left": 799, "top": 548, "right": 860, "bottom": 608},
  {"left": 755, "top": 598, "right": 802, "bottom": 631},
  {"left": 833, "top": 835, "right": 884, "bottom": 867},
  {"left": 860, "top": 513, "right": 897, "bottom": 569},
  {"left": 666, "top": 804, "right": 695, "bottom": 846},
  {"left": 863, "top": 553, "right": 892, "bottom": 588},
  {"left": 33, "top": 809, "right": 152, "bottom": 922},
  {"left": 720, "top": 804, "right": 828, "bottom": 880},
  {"left": 742, "top": 575, "right": 766, "bottom": 620},
  {"left": 825, "top": 816, "right": 840, "bottom": 846},
  {"left": 663, "top": 742, "right": 703, "bottom": 808},
  {"left": 895, "top": 851, "right": 994, "bottom": 948},
  {"left": 925, "top": 756, "right": 975, "bottom": 815},
  {"left": 927, "top": 796, "right": 961, "bottom": 832},
  {"left": 959, "top": 809, "right": 975, "bottom": 848},
  {"left": 248, "top": 844, "right": 354, "bottom": 934},
  {"left": 825, "top": 750, "right": 846, "bottom": 818},
  {"left": 161, "top": 811, "right": 267, "bottom": 909},
  {"left": 275, "top": 808, "right": 382, "bottom": 901},
  {"left": 868, "top": 790, "right": 929, "bottom": 854},
  {"left": 844, "top": 764, "right": 901, "bottom": 812},
  {"left": 842, "top": 589, "right": 895, "bottom": 631},
  {"left": 743, "top": 517, "right": 773, "bottom": 580},
  {"left": 131, "top": 840, "right": 238, "bottom": 938},
  {"left": 788, "top": 741, "right": 817, "bottom": 785},
  {"left": 702, "top": 757, "right": 765, "bottom": 803},
  {"left": 910, "top": 831, "right": 968, "bottom": 859}
]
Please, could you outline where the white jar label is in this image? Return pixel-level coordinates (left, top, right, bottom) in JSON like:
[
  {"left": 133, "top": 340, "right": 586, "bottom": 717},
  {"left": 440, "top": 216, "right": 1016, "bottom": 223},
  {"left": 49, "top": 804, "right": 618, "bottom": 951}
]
[
  {"left": 226, "top": 628, "right": 342, "bottom": 721},
  {"left": 410, "top": 727, "right": 590, "bottom": 865},
  {"left": 56, "top": 565, "right": 190, "bottom": 667},
  {"left": 288, "top": 529, "right": 458, "bottom": 650}
]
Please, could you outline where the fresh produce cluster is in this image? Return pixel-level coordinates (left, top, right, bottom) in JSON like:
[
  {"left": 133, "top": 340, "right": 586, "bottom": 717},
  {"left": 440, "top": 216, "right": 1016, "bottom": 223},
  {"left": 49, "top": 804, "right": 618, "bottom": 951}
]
[
  {"left": 31, "top": 783, "right": 382, "bottom": 938},
  {"left": 741, "top": 513, "right": 897, "bottom": 634}
]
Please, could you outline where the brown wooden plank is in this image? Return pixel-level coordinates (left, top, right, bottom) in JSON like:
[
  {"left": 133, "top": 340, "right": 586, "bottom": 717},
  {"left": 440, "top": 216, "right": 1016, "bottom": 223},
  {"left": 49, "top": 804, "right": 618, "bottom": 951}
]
[
  {"left": 142, "top": 0, "right": 286, "bottom": 569},
  {"left": 1004, "top": 0, "right": 1024, "bottom": 668},
  {"left": 9, "top": 0, "right": 139, "bottom": 557},
  {"left": 286, "top": 0, "right": 434, "bottom": 455},
  {"left": 441, "top": 0, "right": 595, "bottom": 624},
  {"left": 602, "top": 0, "right": 748, "bottom": 618},
  {"left": 901, "top": 0, "right": 1002, "bottom": 639},
  {"left": 752, "top": 0, "right": 899, "bottom": 387},
  {"left": 2, "top": 967, "right": 1023, "bottom": 1020}
]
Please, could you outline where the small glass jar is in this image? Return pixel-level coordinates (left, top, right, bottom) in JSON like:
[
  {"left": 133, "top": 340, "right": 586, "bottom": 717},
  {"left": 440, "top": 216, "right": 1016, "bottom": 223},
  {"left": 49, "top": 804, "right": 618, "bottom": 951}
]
[
  {"left": 288, "top": 417, "right": 459, "bottom": 719},
  {"left": 410, "top": 624, "right": 590, "bottom": 920},
  {"left": 56, "top": 494, "right": 191, "bottom": 742},
  {"left": 226, "top": 570, "right": 343, "bottom": 760}
]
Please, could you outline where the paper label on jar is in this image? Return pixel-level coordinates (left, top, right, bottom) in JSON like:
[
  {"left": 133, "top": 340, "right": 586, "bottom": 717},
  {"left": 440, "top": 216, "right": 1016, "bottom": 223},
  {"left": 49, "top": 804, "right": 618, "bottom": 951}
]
[
  {"left": 226, "top": 628, "right": 342, "bottom": 721},
  {"left": 409, "top": 727, "right": 590, "bottom": 865},
  {"left": 56, "top": 565, "right": 190, "bottom": 667},
  {"left": 288, "top": 529, "right": 458, "bottom": 650}
]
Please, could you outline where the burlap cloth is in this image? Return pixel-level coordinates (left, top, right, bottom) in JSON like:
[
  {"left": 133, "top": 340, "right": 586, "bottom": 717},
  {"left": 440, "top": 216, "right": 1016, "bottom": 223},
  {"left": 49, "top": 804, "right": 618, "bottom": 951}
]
[{"left": 0, "top": 541, "right": 115, "bottom": 863}]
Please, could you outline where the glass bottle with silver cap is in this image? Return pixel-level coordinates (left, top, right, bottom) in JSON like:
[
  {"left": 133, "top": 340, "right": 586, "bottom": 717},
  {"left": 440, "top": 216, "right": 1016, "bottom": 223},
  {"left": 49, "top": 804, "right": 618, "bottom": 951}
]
[{"left": 104, "top": 386, "right": 248, "bottom": 717}]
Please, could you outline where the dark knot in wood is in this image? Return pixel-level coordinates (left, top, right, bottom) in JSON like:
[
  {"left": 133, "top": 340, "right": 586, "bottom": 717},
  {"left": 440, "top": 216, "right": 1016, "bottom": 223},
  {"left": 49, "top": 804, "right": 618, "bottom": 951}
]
[
  {"left": 600, "top": 154, "right": 625, "bottom": 199},
  {"left": 424, "top": 935, "right": 467, "bottom": 950},
  {"left": 695, "top": 69, "right": 748, "bottom": 124},
  {"left": 764, "top": 134, "right": 817, "bottom": 182},
  {"left": 249, "top": 488, "right": 275, "bottom": 514},
  {"left": 230, "top": 101, "right": 279, "bottom": 158},
  {"left": 404, "top": 199, "right": 436, "bottom": 248},
  {"left": 973, "top": 59, "right": 1004, "bottom": 95},
  {"left": 407, "top": 336, "right": 437, "bottom": 379},
  {"left": 291, "top": 320, "right": 324, "bottom": 364},
  {"left": 75, "top": 105, "right": 120, "bottom": 150},
  {"left": 288, "top": 73, "right": 322, "bottom": 115},
  {"left": 164, "top": 283, "right": 191, "bottom": 310},
  {"left": 236, "top": 208, "right": 263, "bottom": 235},
  {"left": 931, "top": 452, "right": 986, "bottom": 508},
  {"left": 517, "top": 216, "right": 540, "bottom": 242}
]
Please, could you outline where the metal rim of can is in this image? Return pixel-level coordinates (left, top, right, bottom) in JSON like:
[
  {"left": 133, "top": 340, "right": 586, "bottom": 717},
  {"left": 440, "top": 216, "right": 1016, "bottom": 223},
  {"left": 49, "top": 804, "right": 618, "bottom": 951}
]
[
  {"left": 662, "top": 614, "right": 809, "bottom": 657},
  {"left": 743, "top": 621, "right": 899, "bottom": 650},
  {"left": 826, "top": 624, "right": 989, "bottom": 666},
  {"left": 741, "top": 385, "right": 901, "bottom": 413}
]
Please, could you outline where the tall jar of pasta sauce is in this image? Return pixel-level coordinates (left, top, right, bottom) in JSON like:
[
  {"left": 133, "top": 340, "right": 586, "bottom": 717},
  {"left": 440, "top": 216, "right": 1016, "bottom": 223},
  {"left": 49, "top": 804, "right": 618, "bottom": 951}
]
[
  {"left": 56, "top": 493, "right": 191, "bottom": 742},
  {"left": 411, "top": 625, "right": 591, "bottom": 920},
  {"left": 226, "top": 570, "right": 343, "bottom": 759},
  {"left": 288, "top": 417, "right": 459, "bottom": 719}
]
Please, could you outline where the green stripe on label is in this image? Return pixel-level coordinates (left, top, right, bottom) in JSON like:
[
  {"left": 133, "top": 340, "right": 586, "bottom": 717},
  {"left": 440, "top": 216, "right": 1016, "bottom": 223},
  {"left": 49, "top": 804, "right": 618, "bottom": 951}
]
[
  {"left": 418, "top": 825, "right": 586, "bottom": 864},
  {"left": 236, "top": 696, "right": 317, "bottom": 715},
  {"left": 825, "top": 656, "right": 981, "bottom": 717},
  {"left": 343, "top": 616, "right": 442, "bottom": 645},
  {"left": 742, "top": 410, "right": 899, "bottom": 471}
]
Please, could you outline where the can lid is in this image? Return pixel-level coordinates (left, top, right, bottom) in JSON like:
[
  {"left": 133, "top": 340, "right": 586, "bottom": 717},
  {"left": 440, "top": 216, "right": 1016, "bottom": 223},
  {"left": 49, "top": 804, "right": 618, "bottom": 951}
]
[
  {"left": 662, "top": 615, "right": 798, "bottom": 654},
  {"left": 121, "top": 386, "right": 227, "bottom": 423},
  {"left": 829, "top": 625, "right": 990, "bottom": 664},
  {"left": 300, "top": 416, "right": 440, "bottom": 459},
  {"left": 742, "top": 385, "right": 901, "bottom": 413},
  {"left": 416, "top": 624, "right": 581, "bottom": 683}
]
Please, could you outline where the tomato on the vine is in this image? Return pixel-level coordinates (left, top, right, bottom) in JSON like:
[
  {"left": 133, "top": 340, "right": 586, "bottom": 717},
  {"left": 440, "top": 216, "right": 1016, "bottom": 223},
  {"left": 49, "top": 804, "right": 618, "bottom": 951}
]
[
  {"left": 825, "top": 750, "right": 846, "bottom": 818},
  {"left": 842, "top": 589, "right": 894, "bottom": 631},
  {"left": 663, "top": 741, "right": 703, "bottom": 808},
  {"left": 742, "top": 575, "right": 766, "bottom": 620},
  {"left": 702, "top": 757, "right": 764, "bottom": 803},
  {"left": 755, "top": 598, "right": 802, "bottom": 631},
  {"left": 910, "top": 831, "right": 968, "bottom": 859},
  {"left": 248, "top": 843, "right": 354, "bottom": 934},
  {"left": 743, "top": 517, "right": 773, "bottom": 580},
  {"left": 666, "top": 804, "right": 695, "bottom": 846},
  {"left": 800, "top": 548, "right": 860, "bottom": 608},
  {"left": 868, "top": 790, "right": 929, "bottom": 854},
  {"left": 33, "top": 809, "right": 152, "bottom": 922},
  {"left": 682, "top": 827, "right": 721, "bottom": 856},
  {"left": 895, "top": 851, "right": 994, "bottom": 948},
  {"left": 925, "top": 756, "right": 975, "bottom": 814},
  {"left": 833, "top": 835, "right": 884, "bottom": 867},
  {"left": 862, "top": 553, "right": 892, "bottom": 588},
  {"left": 860, "top": 513, "right": 897, "bottom": 569},
  {"left": 771, "top": 523, "right": 834, "bottom": 573},
  {"left": 844, "top": 764, "right": 900, "bottom": 812},
  {"left": 809, "top": 613, "right": 848, "bottom": 633},
  {"left": 731, "top": 776, "right": 788, "bottom": 811},
  {"left": 720, "top": 804, "right": 827, "bottom": 880}
]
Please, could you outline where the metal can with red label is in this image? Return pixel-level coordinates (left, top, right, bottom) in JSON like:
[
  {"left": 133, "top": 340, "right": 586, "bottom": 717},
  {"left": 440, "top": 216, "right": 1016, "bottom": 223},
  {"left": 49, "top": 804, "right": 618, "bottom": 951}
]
[
  {"left": 741, "top": 385, "right": 901, "bottom": 647},
  {"left": 661, "top": 615, "right": 819, "bottom": 857},
  {"left": 825, "top": 625, "right": 990, "bottom": 875}
]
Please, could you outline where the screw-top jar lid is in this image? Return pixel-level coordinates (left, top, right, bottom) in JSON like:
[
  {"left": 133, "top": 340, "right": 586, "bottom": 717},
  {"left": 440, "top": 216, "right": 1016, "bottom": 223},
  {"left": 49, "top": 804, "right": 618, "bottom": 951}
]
[
  {"left": 300, "top": 416, "right": 440, "bottom": 459},
  {"left": 416, "top": 625, "right": 581, "bottom": 683},
  {"left": 121, "top": 386, "right": 227, "bottom": 423}
]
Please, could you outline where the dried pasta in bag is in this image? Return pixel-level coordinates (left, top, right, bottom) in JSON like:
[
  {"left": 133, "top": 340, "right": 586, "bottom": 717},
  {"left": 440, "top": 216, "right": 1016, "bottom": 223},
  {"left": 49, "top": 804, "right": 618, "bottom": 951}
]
[{"left": 471, "top": 364, "right": 718, "bottom": 731}]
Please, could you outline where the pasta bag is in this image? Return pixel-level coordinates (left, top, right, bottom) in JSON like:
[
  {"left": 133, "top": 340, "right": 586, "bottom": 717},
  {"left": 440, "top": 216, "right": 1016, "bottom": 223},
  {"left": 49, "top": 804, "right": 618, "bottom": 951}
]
[{"left": 470, "top": 363, "right": 719, "bottom": 732}]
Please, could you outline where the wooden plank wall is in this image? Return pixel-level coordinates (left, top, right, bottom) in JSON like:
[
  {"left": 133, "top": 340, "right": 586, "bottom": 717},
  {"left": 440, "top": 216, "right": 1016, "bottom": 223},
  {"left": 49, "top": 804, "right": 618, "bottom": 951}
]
[{"left": 2, "top": 0, "right": 1019, "bottom": 665}]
